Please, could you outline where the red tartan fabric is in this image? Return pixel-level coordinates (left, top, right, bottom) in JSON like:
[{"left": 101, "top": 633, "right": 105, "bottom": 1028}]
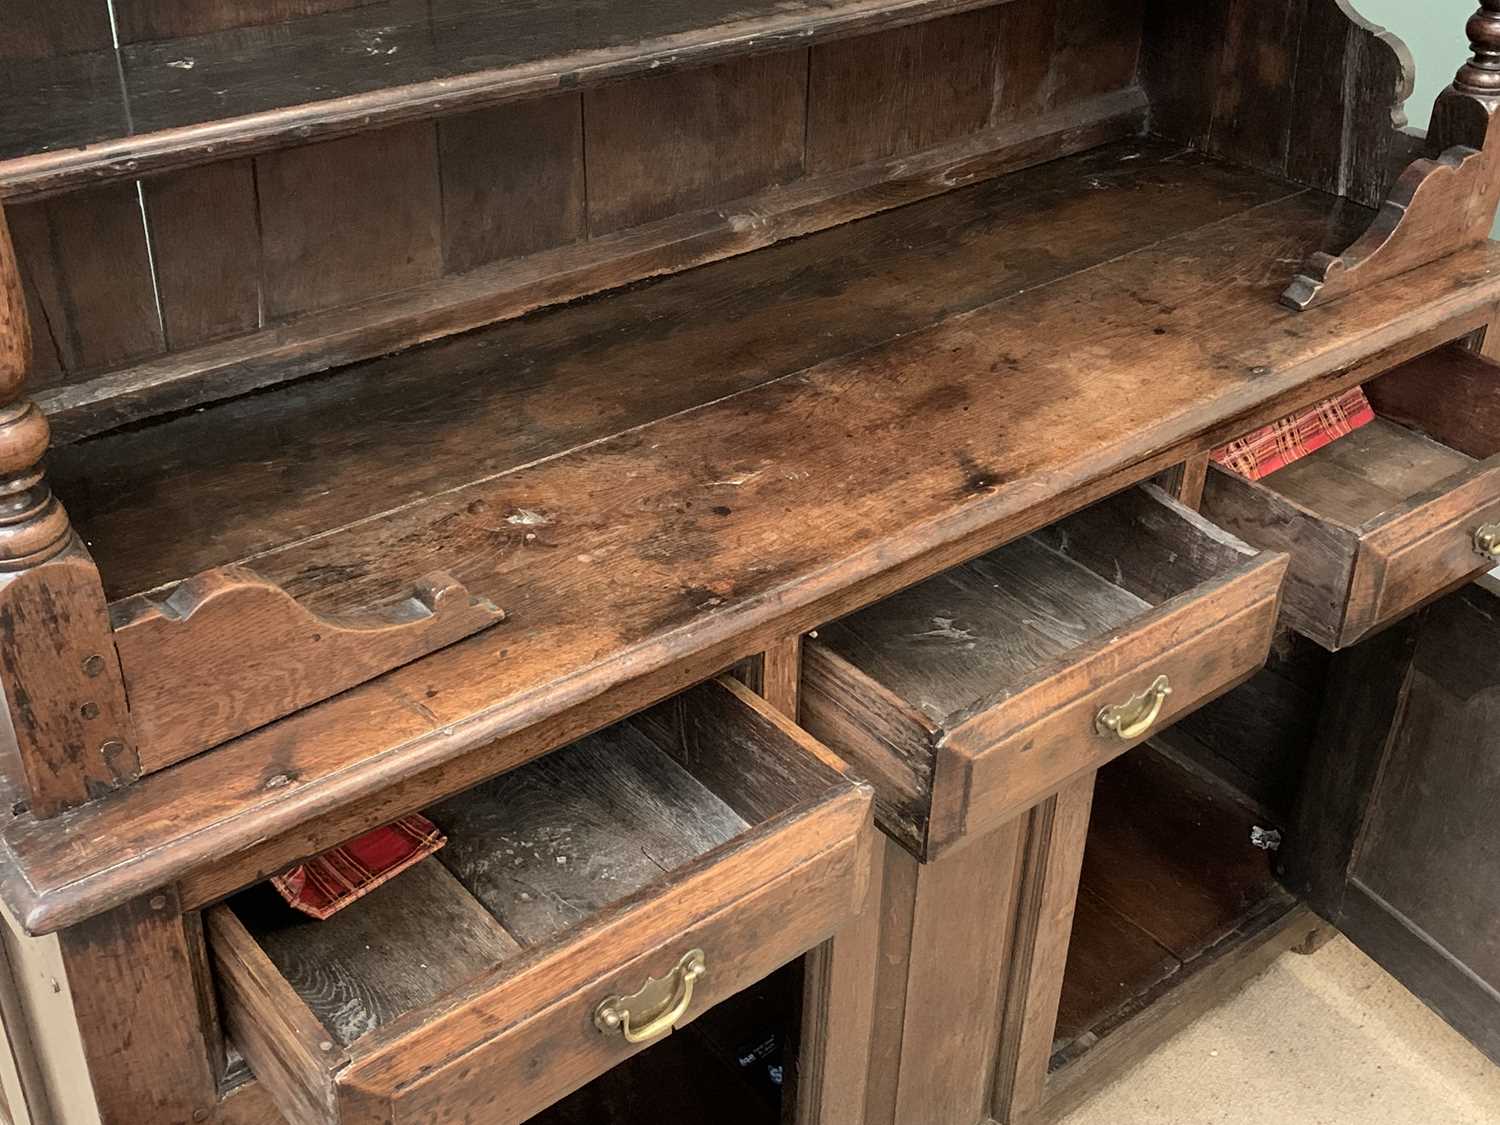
[
  {"left": 1211, "top": 386, "right": 1376, "bottom": 480},
  {"left": 271, "top": 814, "right": 446, "bottom": 920}
]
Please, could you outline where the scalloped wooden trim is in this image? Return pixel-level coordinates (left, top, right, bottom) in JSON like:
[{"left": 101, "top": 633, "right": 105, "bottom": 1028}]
[
  {"left": 1281, "top": 137, "right": 1500, "bottom": 311},
  {"left": 111, "top": 567, "right": 504, "bottom": 772}
]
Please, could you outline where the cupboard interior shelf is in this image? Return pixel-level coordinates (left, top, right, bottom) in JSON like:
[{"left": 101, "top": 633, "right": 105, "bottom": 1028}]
[
  {"left": 9, "top": 139, "right": 1500, "bottom": 938},
  {"left": 0, "top": 0, "right": 1005, "bottom": 200},
  {"left": 1051, "top": 743, "right": 1294, "bottom": 1076}
]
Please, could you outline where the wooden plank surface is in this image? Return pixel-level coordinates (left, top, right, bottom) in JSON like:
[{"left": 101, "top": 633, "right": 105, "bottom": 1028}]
[
  {"left": 585, "top": 52, "right": 808, "bottom": 233},
  {"left": 8, "top": 162, "right": 1500, "bottom": 936},
  {"left": 52, "top": 142, "right": 1287, "bottom": 598},
  {"left": 0, "top": 0, "right": 1016, "bottom": 200},
  {"left": 236, "top": 859, "right": 519, "bottom": 1046},
  {"left": 430, "top": 724, "right": 748, "bottom": 945}
]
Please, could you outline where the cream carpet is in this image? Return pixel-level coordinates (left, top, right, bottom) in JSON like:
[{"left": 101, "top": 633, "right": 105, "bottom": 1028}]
[{"left": 1057, "top": 935, "right": 1500, "bottom": 1125}]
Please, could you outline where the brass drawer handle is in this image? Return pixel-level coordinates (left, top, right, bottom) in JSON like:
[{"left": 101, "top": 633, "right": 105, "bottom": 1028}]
[
  {"left": 1096, "top": 675, "right": 1172, "bottom": 741},
  {"left": 593, "top": 949, "right": 707, "bottom": 1045},
  {"left": 1475, "top": 523, "right": 1500, "bottom": 560}
]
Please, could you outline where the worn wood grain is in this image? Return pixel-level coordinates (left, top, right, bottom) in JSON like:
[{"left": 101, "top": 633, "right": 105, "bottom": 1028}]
[
  {"left": 114, "top": 0, "right": 383, "bottom": 42},
  {"left": 585, "top": 53, "right": 808, "bottom": 234},
  {"left": 0, "top": 1, "right": 113, "bottom": 60},
  {"left": 208, "top": 903, "right": 347, "bottom": 1124},
  {"left": 0, "top": 0, "right": 1014, "bottom": 201},
  {"left": 430, "top": 723, "right": 748, "bottom": 945},
  {"left": 0, "top": 541, "right": 138, "bottom": 815},
  {"left": 807, "top": 9, "right": 1002, "bottom": 172},
  {"left": 818, "top": 537, "right": 1149, "bottom": 725},
  {"left": 256, "top": 124, "right": 443, "bottom": 320},
  {"left": 38, "top": 89, "right": 1147, "bottom": 442},
  {"left": 438, "top": 96, "right": 586, "bottom": 275},
  {"left": 142, "top": 161, "right": 262, "bottom": 350},
  {"left": 111, "top": 566, "right": 504, "bottom": 772},
  {"left": 59, "top": 890, "right": 220, "bottom": 1125},
  {"left": 1365, "top": 343, "right": 1500, "bottom": 460},
  {"left": 8, "top": 186, "right": 163, "bottom": 374},
  {"left": 52, "top": 141, "right": 1266, "bottom": 597},
  {"left": 236, "top": 860, "right": 519, "bottom": 1047},
  {"left": 11, "top": 179, "right": 1496, "bottom": 936}
]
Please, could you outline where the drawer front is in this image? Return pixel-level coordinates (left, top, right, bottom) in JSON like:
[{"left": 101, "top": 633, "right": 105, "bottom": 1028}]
[
  {"left": 1346, "top": 457, "right": 1500, "bottom": 646},
  {"left": 935, "top": 556, "right": 1285, "bottom": 850},
  {"left": 211, "top": 679, "right": 873, "bottom": 1125},
  {"left": 340, "top": 826, "right": 870, "bottom": 1123}
]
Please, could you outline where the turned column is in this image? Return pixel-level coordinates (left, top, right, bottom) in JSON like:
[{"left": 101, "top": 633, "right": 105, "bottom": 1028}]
[
  {"left": 0, "top": 208, "right": 136, "bottom": 816},
  {"left": 1431, "top": 2, "right": 1500, "bottom": 152}
]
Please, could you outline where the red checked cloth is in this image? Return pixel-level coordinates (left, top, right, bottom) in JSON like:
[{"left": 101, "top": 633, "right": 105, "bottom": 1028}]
[
  {"left": 271, "top": 814, "right": 446, "bottom": 920},
  {"left": 1211, "top": 386, "right": 1375, "bottom": 481}
]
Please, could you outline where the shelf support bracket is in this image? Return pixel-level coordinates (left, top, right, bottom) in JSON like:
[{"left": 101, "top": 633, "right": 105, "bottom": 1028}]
[{"left": 1283, "top": 1, "right": 1500, "bottom": 312}]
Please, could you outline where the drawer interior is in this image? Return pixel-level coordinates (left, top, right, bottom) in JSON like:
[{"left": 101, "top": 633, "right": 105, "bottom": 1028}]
[
  {"left": 814, "top": 486, "right": 1256, "bottom": 727},
  {"left": 211, "top": 677, "right": 866, "bottom": 1123},
  {"left": 803, "top": 484, "right": 1272, "bottom": 854},
  {"left": 234, "top": 721, "right": 751, "bottom": 1047},
  {"left": 1048, "top": 742, "right": 1295, "bottom": 1085}
]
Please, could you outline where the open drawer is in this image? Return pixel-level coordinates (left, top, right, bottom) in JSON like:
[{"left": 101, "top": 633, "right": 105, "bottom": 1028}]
[
  {"left": 1200, "top": 345, "right": 1500, "bottom": 651},
  {"left": 801, "top": 486, "right": 1286, "bottom": 859},
  {"left": 206, "top": 677, "right": 872, "bottom": 1125}
]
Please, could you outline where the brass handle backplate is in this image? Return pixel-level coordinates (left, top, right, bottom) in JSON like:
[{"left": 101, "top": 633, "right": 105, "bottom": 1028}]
[
  {"left": 593, "top": 949, "right": 707, "bottom": 1045},
  {"left": 1096, "top": 675, "right": 1172, "bottom": 741},
  {"left": 1475, "top": 523, "right": 1500, "bottom": 560}
]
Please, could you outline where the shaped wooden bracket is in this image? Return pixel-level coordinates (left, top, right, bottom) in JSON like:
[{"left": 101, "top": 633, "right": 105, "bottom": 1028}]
[
  {"left": 110, "top": 568, "right": 505, "bottom": 772},
  {"left": 1283, "top": 3, "right": 1500, "bottom": 311}
]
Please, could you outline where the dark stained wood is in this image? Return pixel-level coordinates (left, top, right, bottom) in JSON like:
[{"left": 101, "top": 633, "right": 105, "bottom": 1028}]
[
  {"left": 8, "top": 186, "right": 164, "bottom": 374},
  {"left": 1366, "top": 342, "right": 1500, "bottom": 459},
  {"left": 112, "top": 567, "right": 504, "bottom": 772},
  {"left": 10, "top": 180, "right": 1498, "bottom": 937},
  {"left": 1284, "top": 113, "right": 1500, "bottom": 311},
  {"left": 38, "top": 88, "right": 1146, "bottom": 442},
  {"left": 1142, "top": 0, "right": 1415, "bottom": 210},
  {"left": 256, "top": 124, "right": 444, "bottom": 320},
  {"left": 0, "top": 541, "right": 139, "bottom": 815},
  {"left": 1077, "top": 746, "right": 1282, "bottom": 964},
  {"left": 114, "top": 0, "right": 384, "bottom": 43},
  {"left": 0, "top": 1, "right": 113, "bottom": 60},
  {"left": 0, "top": 0, "right": 1013, "bottom": 201},
  {"left": 51, "top": 142, "right": 1280, "bottom": 598},
  {"left": 1286, "top": 582, "right": 1500, "bottom": 1065},
  {"left": 1201, "top": 362, "right": 1500, "bottom": 651},
  {"left": 585, "top": 53, "right": 808, "bottom": 234},
  {"left": 806, "top": 9, "right": 1002, "bottom": 172},
  {"left": 989, "top": 0, "right": 1057, "bottom": 120},
  {"left": 1052, "top": 888, "right": 1177, "bottom": 1049},
  {"left": 805, "top": 486, "right": 1281, "bottom": 856},
  {"left": 430, "top": 723, "right": 748, "bottom": 945},
  {"left": 59, "top": 890, "right": 220, "bottom": 1125},
  {"left": 437, "top": 97, "right": 586, "bottom": 275},
  {"left": 142, "top": 161, "right": 262, "bottom": 350},
  {"left": 1047, "top": 0, "right": 1143, "bottom": 106},
  {"left": 236, "top": 861, "right": 520, "bottom": 1047}
]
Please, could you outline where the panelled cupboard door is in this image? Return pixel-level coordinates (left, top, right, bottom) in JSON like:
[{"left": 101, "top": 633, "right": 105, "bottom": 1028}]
[{"left": 1285, "top": 580, "right": 1500, "bottom": 1065}]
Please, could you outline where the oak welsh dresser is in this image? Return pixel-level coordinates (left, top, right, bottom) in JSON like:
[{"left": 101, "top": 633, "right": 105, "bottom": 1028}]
[{"left": 0, "top": 2, "right": 1498, "bottom": 1123}]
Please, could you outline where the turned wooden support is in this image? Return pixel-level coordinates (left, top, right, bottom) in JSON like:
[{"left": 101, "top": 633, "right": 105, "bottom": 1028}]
[
  {"left": 1284, "top": 3, "right": 1500, "bottom": 311},
  {"left": 0, "top": 209, "right": 138, "bottom": 817},
  {"left": 1456, "top": 0, "right": 1500, "bottom": 98}
]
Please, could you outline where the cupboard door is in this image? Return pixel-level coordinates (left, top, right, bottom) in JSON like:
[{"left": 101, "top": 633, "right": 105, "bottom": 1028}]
[{"left": 1285, "top": 580, "right": 1500, "bottom": 1063}]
